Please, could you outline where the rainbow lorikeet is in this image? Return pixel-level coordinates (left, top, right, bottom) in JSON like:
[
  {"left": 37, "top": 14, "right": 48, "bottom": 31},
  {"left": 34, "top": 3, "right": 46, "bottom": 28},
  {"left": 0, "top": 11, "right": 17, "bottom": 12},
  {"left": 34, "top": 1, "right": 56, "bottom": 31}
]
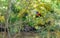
[{"left": 36, "top": 12, "right": 41, "bottom": 17}]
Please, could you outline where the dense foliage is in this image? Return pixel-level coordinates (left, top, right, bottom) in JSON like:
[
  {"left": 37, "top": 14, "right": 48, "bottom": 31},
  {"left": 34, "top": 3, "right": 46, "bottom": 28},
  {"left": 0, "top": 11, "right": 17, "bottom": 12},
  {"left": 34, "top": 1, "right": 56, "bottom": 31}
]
[{"left": 0, "top": 0, "right": 60, "bottom": 35}]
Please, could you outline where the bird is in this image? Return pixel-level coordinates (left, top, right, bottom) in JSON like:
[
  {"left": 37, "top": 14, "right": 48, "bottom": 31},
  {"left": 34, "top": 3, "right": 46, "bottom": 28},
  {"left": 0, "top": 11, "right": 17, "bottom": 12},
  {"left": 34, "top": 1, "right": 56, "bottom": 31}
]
[{"left": 36, "top": 12, "right": 41, "bottom": 17}]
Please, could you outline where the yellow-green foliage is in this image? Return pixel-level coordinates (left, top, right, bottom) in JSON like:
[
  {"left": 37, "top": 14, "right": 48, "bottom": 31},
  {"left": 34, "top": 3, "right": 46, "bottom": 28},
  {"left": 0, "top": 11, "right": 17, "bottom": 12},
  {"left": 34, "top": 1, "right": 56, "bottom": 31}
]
[
  {"left": 0, "top": 0, "right": 60, "bottom": 33},
  {"left": 0, "top": 16, "right": 5, "bottom": 23}
]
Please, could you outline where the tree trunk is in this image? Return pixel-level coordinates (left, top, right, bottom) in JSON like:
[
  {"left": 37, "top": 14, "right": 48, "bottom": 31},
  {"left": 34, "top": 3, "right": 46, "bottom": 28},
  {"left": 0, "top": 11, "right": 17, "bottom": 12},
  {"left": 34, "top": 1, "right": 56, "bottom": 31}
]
[{"left": 4, "top": 0, "right": 12, "bottom": 38}]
